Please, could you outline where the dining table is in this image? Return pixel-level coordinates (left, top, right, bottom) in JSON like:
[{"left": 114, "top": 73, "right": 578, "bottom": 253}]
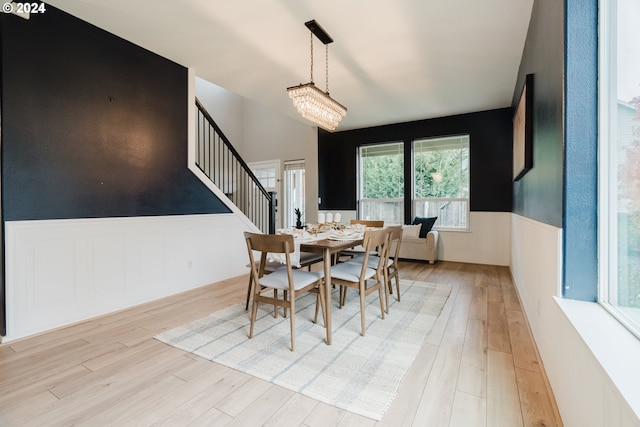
[{"left": 299, "top": 236, "right": 363, "bottom": 345}]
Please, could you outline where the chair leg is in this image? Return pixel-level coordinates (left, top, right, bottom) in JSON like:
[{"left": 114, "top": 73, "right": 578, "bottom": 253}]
[
  {"left": 245, "top": 275, "right": 254, "bottom": 311},
  {"left": 314, "top": 294, "right": 320, "bottom": 324},
  {"left": 378, "top": 285, "right": 386, "bottom": 320},
  {"left": 273, "top": 289, "right": 280, "bottom": 318},
  {"left": 394, "top": 274, "right": 401, "bottom": 302},
  {"left": 289, "top": 297, "right": 295, "bottom": 352},
  {"left": 359, "top": 287, "right": 366, "bottom": 336},
  {"left": 313, "top": 288, "right": 327, "bottom": 326},
  {"left": 317, "top": 284, "right": 327, "bottom": 326},
  {"left": 383, "top": 269, "right": 390, "bottom": 314},
  {"left": 249, "top": 297, "right": 259, "bottom": 339},
  {"left": 283, "top": 290, "right": 288, "bottom": 318}
]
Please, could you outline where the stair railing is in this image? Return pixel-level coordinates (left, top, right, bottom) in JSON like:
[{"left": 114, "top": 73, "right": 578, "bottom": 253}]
[{"left": 195, "top": 98, "right": 276, "bottom": 234}]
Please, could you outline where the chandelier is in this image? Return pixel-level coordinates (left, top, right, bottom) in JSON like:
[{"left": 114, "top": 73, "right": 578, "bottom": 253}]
[{"left": 287, "top": 20, "right": 347, "bottom": 131}]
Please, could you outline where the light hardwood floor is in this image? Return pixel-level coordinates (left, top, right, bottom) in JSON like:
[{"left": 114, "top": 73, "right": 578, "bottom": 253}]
[{"left": 0, "top": 261, "right": 563, "bottom": 426}]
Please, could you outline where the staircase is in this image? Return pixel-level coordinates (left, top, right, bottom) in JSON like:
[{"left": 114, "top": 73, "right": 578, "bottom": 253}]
[{"left": 195, "top": 98, "right": 276, "bottom": 234}]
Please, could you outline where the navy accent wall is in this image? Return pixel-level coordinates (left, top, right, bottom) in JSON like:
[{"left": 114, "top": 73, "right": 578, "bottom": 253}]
[
  {"left": 511, "top": 0, "right": 564, "bottom": 228},
  {"left": 1, "top": 5, "right": 230, "bottom": 221},
  {"left": 562, "top": 0, "right": 598, "bottom": 301},
  {"left": 318, "top": 108, "right": 513, "bottom": 221}
]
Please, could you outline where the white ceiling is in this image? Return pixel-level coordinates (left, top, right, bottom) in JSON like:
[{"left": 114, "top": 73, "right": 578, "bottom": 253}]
[{"left": 45, "top": 0, "right": 534, "bottom": 131}]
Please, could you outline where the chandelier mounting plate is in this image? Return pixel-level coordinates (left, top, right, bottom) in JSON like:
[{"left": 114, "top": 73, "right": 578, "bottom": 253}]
[{"left": 304, "top": 20, "right": 333, "bottom": 45}]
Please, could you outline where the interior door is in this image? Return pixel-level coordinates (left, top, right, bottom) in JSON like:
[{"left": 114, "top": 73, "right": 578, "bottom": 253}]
[{"left": 248, "top": 160, "right": 281, "bottom": 230}]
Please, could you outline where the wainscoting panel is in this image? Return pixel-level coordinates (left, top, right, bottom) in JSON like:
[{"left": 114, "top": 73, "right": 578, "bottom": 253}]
[
  {"left": 32, "top": 237, "right": 76, "bottom": 306},
  {"left": 4, "top": 214, "right": 255, "bottom": 342},
  {"left": 91, "top": 234, "right": 127, "bottom": 294},
  {"left": 439, "top": 211, "right": 511, "bottom": 266},
  {"left": 510, "top": 213, "right": 640, "bottom": 427}
]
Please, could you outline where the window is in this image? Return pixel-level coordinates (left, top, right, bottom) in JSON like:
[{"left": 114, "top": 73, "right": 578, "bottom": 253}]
[
  {"left": 250, "top": 163, "right": 277, "bottom": 189},
  {"left": 413, "top": 135, "right": 470, "bottom": 230},
  {"left": 283, "top": 160, "right": 305, "bottom": 229},
  {"left": 358, "top": 142, "right": 404, "bottom": 225},
  {"left": 599, "top": 0, "right": 640, "bottom": 337}
]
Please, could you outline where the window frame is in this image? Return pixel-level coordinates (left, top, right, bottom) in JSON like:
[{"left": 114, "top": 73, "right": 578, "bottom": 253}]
[
  {"left": 412, "top": 135, "right": 471, "bottom": 231},
  {"left": 357, "top": 142, "right": 405, "bottom": 225},
  {"left": 598, "top": 0, "right": 640, "bottom": 339}
]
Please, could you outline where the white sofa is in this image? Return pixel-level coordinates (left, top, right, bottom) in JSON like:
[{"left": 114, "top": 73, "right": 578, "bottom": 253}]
[{"left": 395, "top": 223, "right": 439, "bottom": 264}]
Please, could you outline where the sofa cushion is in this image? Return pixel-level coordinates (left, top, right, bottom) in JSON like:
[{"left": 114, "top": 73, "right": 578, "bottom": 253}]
[
  {"left": 402, "top": 224, "right": 421, "bottom": 239},
  {"left": 412, "top": 216, "right": 437, "bottom": 238}
]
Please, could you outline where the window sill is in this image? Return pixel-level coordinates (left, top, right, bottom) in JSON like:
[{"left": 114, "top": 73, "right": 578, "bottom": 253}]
[
  {"left": 618, "top": 305, "right": 640, "bottom": 336},
  {"left": 554, "top": 297, "right": 640, "bottom": 420}
]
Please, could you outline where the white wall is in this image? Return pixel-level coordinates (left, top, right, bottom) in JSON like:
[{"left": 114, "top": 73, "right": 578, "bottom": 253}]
[
  {"left": 510, "top": 213, "right": 640, "bottom": 427},
  {"left": 242, "top": 100, "right": 319, "bottom": 225},
  {"left": 195, "top": 78, "right": 245, "bottom": 154},
  {"left": 4, "top": 214, "right": 252, "bottom": 342}
]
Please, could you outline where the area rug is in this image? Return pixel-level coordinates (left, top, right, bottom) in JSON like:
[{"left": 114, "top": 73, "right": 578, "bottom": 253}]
[{"left": 155, "top": 280, "right": 451, "bottom": 420}]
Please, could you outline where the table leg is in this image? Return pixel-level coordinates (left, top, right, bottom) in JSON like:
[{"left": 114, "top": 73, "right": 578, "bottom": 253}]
[{"left": 323, "top": 247, "right": 332, "bottom": 345}]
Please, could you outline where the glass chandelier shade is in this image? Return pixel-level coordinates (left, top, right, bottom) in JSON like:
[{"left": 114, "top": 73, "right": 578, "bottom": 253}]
[
  {"left": 287, "top": 20, "right": 347, "bottom": 131},
  {"left": 287, "top": 82, "right": 347, "bottom": 131}
]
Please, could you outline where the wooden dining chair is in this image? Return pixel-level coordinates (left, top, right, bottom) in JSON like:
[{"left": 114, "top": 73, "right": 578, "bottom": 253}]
[
  {"left": 350, "top": 219, "right": 385, "bottom": 228},
  {"left": 244, "top": 232, "right": 326, "bottom": 351},
  {"left": 245, "top": 250, "right": 323, "bottom": 310},
  {"left": 336, "top": 219, "right": 385, "bottom": 262},
  {"left": 330, "top": 228, "right": 388, "bottom": 336},
  {"left": 346, "top": 225, "right": 402, "bottom": 313}
]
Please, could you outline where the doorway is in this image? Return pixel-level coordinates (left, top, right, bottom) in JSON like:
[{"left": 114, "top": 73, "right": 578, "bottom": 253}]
[
  {"left": 248, "top": 160, "right": 281, "bottom": 230},
  {"left": 283, "top": 160, "right": 305, "bottom": 229}
]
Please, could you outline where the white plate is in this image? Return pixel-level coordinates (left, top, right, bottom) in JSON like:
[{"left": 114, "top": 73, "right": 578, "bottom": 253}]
[{"left": 329, "top": 233, "right": 361, "bottom": 241}]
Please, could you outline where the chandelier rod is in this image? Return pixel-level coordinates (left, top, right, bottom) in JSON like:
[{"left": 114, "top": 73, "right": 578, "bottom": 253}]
[
  {"left": 306, "top": 19, "right": 334, "bottom": 92},
  {"left": 326, "top": 44, "right": 329, "bottom": 94},
  {"left": 310, "top": 32, "right": 314, "bottom": 83}
]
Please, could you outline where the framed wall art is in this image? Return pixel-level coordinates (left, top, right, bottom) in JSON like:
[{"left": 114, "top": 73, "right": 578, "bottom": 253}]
[{"left": 513, "top": 73, "right": 534, "bottom": 181}]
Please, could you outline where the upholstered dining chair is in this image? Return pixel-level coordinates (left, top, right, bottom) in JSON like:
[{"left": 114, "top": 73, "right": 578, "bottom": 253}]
[
  {"left": 244, "top": 232, "right": 326, "bottom": 351},
  {"left": 337, "top": 219, "right": 385, "bottom": 262},
  {"left": 346, "top": 225, "right": 403, "bottom": 313},
  {"left": 330, "top": 228, "right": 389, "bottom": 336},
  {"left": 245, "top": 251, "right": 323, "bottom": 310}
]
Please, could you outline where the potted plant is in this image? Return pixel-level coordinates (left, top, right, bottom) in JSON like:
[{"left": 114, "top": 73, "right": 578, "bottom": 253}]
[{"left": 294, "top": 208, "right": 303, "bottom": 229}]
